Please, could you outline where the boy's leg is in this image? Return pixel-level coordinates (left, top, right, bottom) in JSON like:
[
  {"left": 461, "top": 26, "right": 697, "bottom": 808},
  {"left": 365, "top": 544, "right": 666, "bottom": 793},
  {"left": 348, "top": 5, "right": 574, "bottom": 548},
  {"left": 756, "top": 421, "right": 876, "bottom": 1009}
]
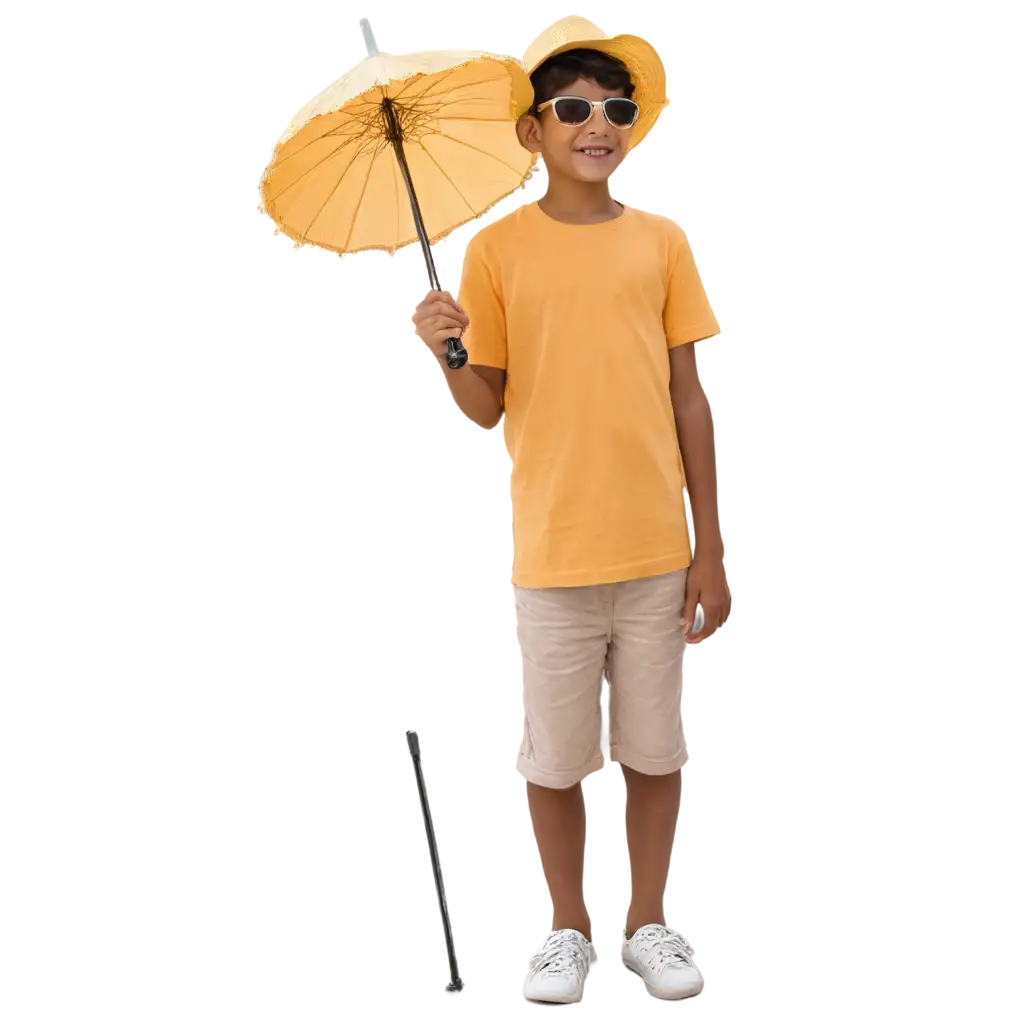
[
  {"left": 621, "top": 764, "right": 681, "bottom": 935},
  {"left": 524, "top": 774, "right": 589, "bottom": 937},
  {"left": 606, "top": 568, "right": 690, "bottom": 936},
  {"left": 514, "top": 582, "right": 611, "bottom": 941},
  {"left": 605, "top": 571, "right": 706, "bottom": 1000}
]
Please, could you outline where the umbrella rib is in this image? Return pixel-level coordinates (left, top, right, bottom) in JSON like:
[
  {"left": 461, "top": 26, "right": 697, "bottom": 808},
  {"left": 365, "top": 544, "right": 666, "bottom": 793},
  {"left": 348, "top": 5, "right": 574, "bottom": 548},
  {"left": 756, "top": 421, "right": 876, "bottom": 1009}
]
[
  {"left": 276, "top": 113, "right": 376, "bottom": 169},
  {"left": 301, "top": 139, "right": 380, "bottom": 241},
  {"left": 386, "top": 69, "right": 459, "bottom": 104},
  {"left": 274, "top": 74, "right": 511, "bottom": 169},
  {"left": 336, "top": 91, "right": 393, "bottom": 113},
  {"left": 387, "top": 74, "right": 423, "bottom": 104},
  {"left": 426, "top": 129, "right": 529, "bottom": 177},
  {"left": 391, "top": 68, "right": 507, "bottom": 106},
  {"left": 266, "top": 63, "right": 526, "bottom": 248},
  {"left": 268, "top": 94, "right": 387, "bottom": 176},
  {"left": 267, "top": 132, "right": 376, "bottom": 205},
  {"left": 419, "top": 75, "right": 509, "bottom": 104},
  {"left": 266, "top": 108, "right": 506, "bottom": 211},
  {"left": 340, "top": 140, "right": 385, "bottom": 251},
  {"left": 411, "top": 141, "right": 477, "bottom": 218},
  {"left": 436, "top": 115, "right": 523, "bottom": 123}
]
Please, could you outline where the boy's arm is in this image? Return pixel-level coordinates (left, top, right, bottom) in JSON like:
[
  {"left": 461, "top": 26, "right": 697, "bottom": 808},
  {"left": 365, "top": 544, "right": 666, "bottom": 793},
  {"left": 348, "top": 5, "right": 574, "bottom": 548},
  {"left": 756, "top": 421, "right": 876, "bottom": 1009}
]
[
  {"left": 669, "top": 342, "right": 723, "bottom": 558},
  {"left": 442, "top": 236, "right": 505, "bottom": 432},
  {"left": 662, "top": 222, "right": 729, "bottom": 640},
  {"left": 437, "top": 358, "right": 505, "bottom": 429},
  {"left": 669, "top": 341, "right": 731, "bottom": 642},
  {"left": 411, "top": 287, "right": 504, "bottom": 429}
]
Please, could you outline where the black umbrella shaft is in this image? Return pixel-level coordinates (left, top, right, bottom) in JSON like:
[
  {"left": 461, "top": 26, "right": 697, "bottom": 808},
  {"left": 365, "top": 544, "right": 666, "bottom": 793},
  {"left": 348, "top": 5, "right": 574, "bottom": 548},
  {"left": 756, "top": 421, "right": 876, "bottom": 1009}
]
[{"left": 383, "top": 99, "right": 441, "bottom": 291}]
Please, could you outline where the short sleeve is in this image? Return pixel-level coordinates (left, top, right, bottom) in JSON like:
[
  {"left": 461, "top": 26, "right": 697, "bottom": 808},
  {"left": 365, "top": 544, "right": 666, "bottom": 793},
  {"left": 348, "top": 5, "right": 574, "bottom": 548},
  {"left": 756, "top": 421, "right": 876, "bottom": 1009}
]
[
  {"left": 663, "top": 227, "right": 721, "bottom": 348},
  {"left": 457, "top": 233, "right": 507, "bottom": 369}
]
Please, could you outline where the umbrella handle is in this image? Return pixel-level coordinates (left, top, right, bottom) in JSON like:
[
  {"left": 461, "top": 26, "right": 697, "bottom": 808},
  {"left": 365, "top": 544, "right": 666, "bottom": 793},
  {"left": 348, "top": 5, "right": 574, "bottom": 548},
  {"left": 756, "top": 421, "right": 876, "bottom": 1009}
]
[{"left": 446, "top": 337, "right": 468, "bottom": 370}]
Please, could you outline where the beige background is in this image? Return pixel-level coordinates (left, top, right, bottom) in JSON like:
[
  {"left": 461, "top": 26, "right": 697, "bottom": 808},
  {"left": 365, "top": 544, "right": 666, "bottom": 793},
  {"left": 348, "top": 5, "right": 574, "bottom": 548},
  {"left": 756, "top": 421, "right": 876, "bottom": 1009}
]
[{"left": 0, "top": 9, "right": 1019, "bottom": 1024}]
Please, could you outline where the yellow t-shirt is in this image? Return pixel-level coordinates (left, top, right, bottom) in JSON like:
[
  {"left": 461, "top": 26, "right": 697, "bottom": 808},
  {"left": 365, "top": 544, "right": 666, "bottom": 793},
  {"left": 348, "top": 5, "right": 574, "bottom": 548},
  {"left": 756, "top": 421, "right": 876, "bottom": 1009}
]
[{"left": 457, "top": 200, "right": 720, "bottom": 588}]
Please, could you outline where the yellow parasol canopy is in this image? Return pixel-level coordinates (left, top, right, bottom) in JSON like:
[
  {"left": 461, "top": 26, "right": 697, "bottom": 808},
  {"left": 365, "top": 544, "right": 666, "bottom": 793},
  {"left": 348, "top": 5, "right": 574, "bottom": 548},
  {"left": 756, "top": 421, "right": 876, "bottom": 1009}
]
[{"left": 257, "top": 28, "right": 538, "bottom": 258}]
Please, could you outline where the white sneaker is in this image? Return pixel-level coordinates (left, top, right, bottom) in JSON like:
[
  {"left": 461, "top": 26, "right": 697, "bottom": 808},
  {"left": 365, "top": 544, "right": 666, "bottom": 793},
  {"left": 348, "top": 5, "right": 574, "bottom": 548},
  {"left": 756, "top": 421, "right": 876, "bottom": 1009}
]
[
  {"left": 523, "top": 928, "right": 596, "bottom": 1003},
  {"left": 621, "top": 924, "right": 704, "bottom": 1000}
]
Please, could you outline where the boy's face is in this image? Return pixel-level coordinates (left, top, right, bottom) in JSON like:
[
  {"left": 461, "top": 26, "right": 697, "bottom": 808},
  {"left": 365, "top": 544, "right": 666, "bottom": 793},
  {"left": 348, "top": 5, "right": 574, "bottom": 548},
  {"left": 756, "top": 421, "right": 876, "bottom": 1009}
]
[{"left": 517, "top": 77, "right": 634, "bottom": 182}]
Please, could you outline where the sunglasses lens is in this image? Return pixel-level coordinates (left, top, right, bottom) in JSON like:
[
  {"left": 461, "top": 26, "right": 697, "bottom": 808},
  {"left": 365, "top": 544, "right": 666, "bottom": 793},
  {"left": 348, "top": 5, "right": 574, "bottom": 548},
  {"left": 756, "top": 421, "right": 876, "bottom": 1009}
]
[
  {"left": 553, "top": 98, "right": 592, "bottom": 124},
  {"left": 605, "top": 99, "right": 639, "bottom": 127}
]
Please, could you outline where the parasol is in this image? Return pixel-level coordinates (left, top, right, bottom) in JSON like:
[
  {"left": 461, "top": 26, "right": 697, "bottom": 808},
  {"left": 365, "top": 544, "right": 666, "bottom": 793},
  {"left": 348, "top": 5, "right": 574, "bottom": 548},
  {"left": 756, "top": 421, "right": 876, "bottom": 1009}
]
[{"left": 258, "top": 20, "right": 537, "bottom": 368}]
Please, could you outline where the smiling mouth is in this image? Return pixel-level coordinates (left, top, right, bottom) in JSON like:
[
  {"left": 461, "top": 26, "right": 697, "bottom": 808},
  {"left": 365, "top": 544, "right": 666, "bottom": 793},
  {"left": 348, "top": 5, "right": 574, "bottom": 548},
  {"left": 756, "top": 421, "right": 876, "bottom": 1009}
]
[{"left": 576, "top": 148, "right": 613, "bottom": 158}]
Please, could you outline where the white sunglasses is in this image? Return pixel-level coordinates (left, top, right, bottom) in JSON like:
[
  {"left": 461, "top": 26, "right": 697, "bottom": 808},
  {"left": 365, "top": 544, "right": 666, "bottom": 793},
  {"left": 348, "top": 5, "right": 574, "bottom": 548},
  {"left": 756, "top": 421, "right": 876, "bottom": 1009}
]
[{"left": 535, "top": 95, "right": 640, "bottom": 129}]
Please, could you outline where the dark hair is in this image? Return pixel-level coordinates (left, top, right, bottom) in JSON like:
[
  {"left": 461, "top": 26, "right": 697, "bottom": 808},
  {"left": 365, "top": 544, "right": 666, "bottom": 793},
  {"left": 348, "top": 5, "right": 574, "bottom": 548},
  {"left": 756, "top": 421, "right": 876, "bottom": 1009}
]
[{"left": 527, "top": 48, "right": 635, "bottom": 117}]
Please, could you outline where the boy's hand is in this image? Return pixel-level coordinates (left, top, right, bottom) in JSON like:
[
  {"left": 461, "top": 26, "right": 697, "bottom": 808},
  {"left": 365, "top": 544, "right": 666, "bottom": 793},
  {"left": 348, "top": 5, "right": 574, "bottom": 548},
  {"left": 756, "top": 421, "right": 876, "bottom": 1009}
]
[
  {"left": 681, "top": 552, "right": 731, "bottom": 643},
  {"left": 411, "top": 290, "right": 469, "bottom": 363}
]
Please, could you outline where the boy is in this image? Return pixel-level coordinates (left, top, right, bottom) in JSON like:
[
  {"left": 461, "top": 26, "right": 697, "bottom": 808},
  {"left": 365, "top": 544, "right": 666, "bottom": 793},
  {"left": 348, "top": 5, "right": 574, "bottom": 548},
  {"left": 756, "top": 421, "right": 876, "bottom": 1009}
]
[{"left": 410, "top": 16, "right": 731, "bottom": 1004}]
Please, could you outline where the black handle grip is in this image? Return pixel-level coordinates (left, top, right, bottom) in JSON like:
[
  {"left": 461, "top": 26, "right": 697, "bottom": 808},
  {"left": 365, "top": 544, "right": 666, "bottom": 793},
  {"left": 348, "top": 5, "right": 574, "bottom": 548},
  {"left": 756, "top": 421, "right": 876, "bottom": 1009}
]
[
  {"left": 407, "top": 730, "right": 420, "bottom": 757},
  {"left": 446, "top": 337, "right": 468, "bottom": 370}
]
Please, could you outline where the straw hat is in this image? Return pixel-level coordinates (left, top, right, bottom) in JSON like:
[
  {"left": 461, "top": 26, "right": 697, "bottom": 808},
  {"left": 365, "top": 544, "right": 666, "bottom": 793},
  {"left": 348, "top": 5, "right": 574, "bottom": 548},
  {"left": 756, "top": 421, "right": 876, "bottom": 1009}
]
[{"left": 522, "top": 16, "right": 668, "bottom": 150}]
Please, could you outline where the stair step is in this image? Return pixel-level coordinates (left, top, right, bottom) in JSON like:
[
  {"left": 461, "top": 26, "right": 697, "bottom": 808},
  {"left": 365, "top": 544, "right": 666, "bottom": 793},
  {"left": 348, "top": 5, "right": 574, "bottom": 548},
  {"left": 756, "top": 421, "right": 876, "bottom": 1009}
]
[
  {"left": 446, "top": 856, "right": 544, "bottom": 905},
  {"left": 434, "top": 811, "right": 528, "bottom": 860}
]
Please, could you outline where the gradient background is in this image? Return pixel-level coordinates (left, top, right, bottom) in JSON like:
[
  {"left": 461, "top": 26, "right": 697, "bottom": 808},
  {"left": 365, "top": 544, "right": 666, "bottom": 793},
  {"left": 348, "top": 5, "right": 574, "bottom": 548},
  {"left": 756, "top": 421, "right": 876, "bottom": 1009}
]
[{"left": 2, "top": 4, "right": 1024, "bottom": 1019}]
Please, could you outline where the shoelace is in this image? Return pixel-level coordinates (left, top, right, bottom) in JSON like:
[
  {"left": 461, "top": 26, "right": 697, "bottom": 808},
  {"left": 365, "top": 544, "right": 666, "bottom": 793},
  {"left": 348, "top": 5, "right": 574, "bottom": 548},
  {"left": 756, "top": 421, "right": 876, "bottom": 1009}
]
[
  {"left": 631, "top": 925, "right": 696, "bottom": 973},
  {"left": 529, "top": 930, "right": 590, "bottom": 980}
]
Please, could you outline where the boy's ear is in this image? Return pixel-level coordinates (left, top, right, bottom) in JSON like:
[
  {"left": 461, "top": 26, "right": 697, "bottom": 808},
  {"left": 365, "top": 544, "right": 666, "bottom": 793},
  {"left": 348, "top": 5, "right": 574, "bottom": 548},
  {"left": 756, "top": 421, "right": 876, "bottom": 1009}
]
[{"left": 516, "top": 113, "right": 542, "bottom": 154}]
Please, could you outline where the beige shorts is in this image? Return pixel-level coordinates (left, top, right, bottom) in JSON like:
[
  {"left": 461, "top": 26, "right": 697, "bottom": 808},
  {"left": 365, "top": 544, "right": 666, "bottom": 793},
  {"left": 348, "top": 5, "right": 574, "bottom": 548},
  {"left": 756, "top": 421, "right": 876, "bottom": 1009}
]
[{"left": 513, "top": 567, "right": 689, "bottom": 789}]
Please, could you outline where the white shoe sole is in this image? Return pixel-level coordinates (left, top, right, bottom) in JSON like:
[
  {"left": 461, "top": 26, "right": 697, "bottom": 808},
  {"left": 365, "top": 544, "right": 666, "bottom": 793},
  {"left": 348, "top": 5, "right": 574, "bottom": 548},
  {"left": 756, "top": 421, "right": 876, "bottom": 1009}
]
[
  {"left": 520, "top": 970, "right": 585, "bottom": 1003},
  {"left": 523, "top": 987, "right": 583, "bottom": 1004},
  {"left": 623, "top": 960, "right": 704, "bottom": 1000}
]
